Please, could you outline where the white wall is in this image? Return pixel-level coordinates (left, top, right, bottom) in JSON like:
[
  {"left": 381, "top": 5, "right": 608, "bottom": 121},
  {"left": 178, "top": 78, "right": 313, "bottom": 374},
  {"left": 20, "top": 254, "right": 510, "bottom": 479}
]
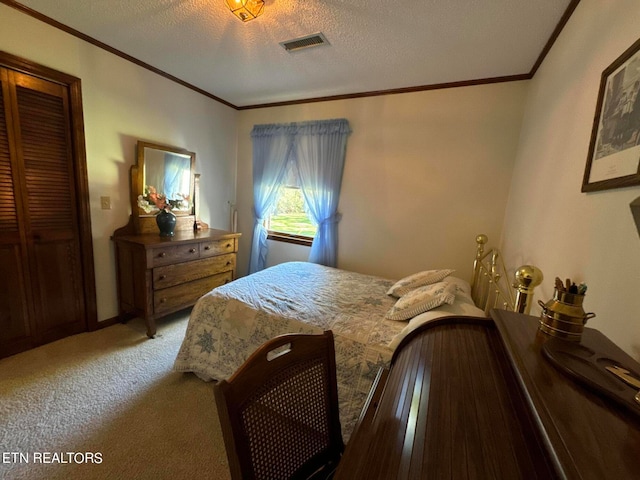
[
  {"left": 0, "top": 5, "right": 238, "bottom": 323},
  {"left": 237, "top": 82, "right": 529, "bottom": 281},
  {"left": 502, "top": 0, "right": 640, "bottom": 360}
]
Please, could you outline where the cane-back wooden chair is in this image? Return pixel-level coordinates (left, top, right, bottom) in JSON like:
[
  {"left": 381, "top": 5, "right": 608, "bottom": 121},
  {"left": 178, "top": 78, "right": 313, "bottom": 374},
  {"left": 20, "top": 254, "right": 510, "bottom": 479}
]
[{"left": 214, "top": 331, "right": 344, "bottom": 480}]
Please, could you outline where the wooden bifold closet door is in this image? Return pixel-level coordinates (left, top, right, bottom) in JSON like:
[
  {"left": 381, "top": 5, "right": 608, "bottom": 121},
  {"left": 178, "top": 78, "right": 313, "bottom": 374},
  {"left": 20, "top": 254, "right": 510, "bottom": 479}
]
[{"left": 0, "top": 63, "right": 94, "bottom": 358}]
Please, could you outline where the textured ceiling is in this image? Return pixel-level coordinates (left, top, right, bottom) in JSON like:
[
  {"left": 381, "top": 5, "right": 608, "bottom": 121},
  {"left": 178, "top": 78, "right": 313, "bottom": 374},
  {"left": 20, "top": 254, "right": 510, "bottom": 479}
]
[{"left": 13, "top": 0, "right": 575, "bottom": 108}]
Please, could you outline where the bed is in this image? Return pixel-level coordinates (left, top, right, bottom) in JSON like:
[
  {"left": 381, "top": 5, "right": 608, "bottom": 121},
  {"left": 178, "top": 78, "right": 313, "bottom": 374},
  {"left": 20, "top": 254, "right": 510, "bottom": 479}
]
[{"left": 174, "top": 235, "right": 541, "bottom": 439}]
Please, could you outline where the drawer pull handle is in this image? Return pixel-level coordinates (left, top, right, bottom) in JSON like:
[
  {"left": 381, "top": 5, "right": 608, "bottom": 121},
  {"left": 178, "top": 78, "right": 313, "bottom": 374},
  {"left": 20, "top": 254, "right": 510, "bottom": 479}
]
[
  {"left": 159, "top": 275, "right": 166, "bottom": 280},
  {"left": 160, "top": 298, "right": 167, "bottom": 303},
  {"left": 189, "top": 248, "right": 196, "bottom": 253},
  {"left": 158, "top": 252, "right": 166, "bottom": 258},
  {"left": 226, "top": 261, "right": 231, "bottom": 266},
  {"left": 226, "top": 243, "right": 231, "bottom": 248},
  {"left": 204, "top": 246, "right": 211, "bottom": 250}
]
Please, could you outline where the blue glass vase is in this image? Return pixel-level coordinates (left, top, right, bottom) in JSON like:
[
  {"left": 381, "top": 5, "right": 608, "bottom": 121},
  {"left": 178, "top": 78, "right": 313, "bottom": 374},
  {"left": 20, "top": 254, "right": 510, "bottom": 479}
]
[{"left": 156, "top": 208, "right": 177, "bottom": 237}]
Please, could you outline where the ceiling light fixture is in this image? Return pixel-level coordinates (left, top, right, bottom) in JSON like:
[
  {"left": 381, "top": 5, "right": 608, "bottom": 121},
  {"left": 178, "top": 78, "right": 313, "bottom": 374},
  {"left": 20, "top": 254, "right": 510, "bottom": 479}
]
[{"left": 225, "top": 0, "right": 264, "bottom": 22}]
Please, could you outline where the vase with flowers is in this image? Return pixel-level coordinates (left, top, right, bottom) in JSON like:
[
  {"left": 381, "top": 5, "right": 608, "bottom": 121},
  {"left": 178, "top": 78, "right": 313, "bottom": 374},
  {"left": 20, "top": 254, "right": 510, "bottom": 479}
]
[{"left": 137, "top": 186, "right": 177, "bottom": 237}]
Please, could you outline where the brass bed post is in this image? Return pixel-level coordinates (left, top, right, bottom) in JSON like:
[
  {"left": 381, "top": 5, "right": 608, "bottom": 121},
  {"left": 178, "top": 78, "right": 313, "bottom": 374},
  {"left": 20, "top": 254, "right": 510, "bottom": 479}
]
[
  {"left": 513, "top": 265, "right": 544, "bottom": 315},
  {"left": 470, "top": 234, "right": 542, "bottom": 314},
  {"left": 490, "top": 251, "right": 506, "bottom": 312},
  {"left": 471, "top": 234, "right": 488, "bottom": 306}
]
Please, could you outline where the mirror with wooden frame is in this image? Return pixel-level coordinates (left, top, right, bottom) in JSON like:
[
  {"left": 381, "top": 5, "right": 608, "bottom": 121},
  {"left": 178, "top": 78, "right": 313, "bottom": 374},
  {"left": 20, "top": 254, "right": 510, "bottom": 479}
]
[{"left": 129, "top": 141, "right": 205, "bottom": 234}]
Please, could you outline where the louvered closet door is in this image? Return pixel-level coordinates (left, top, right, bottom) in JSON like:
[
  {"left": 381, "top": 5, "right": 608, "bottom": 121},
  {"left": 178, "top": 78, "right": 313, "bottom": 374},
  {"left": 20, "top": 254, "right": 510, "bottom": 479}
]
[
  {"left": 0, "top": 69, "right": 33, "bottom": 355},
  {"left": 0, "top": 69, "right": 87, "bottom": 355}
]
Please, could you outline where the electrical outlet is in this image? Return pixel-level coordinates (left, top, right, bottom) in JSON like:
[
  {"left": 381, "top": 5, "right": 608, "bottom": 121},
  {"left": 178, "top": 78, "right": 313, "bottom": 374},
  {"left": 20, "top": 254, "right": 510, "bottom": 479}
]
[{"left": 100, "top": 196, "right": 111, "bottom": 210}]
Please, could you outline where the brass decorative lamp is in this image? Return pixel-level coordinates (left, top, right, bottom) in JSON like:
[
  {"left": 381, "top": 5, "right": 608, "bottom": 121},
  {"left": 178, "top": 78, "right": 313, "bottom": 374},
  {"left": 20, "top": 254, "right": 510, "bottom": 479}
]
[{"left": 225, "top": 0, "right": 264, "bottom": 22}]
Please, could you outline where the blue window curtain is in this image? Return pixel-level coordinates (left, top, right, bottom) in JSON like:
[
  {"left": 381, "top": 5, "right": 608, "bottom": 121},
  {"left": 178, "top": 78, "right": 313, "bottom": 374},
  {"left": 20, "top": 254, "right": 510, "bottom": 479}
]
[
  {"left": 294, "top": 119, "right": 351, "bottom": 267},
  {"left": 248, "top": 124, "right": 295, "bottom": 274},
  {"left": 163, "top": 153, "right": 189, "bottom": 200},
  {"left": 248, "top": 119, "right": 351, "bottom": 273}
]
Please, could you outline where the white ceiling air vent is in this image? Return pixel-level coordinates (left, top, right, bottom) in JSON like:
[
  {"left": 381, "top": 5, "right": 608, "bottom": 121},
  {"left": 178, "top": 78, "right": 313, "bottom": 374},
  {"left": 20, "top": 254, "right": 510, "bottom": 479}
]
[{"left": 280, "top": 33, "right": 330, "bottom": 53}]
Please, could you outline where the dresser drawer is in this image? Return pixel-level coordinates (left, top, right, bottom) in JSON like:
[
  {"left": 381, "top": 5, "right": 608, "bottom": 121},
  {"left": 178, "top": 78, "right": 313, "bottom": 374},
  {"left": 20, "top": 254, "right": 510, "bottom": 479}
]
[
  {"left": 153, "top": 271, "right": 233, "bottom": 315},
  {"left": 150, "top": 243, "right": 200, "bottom": 267},
  {"left": 200, "top": 238, "right": 236, "bottom": 258},
  {"left": 153, "top": 253, "right": 236, "bottom": 290}
]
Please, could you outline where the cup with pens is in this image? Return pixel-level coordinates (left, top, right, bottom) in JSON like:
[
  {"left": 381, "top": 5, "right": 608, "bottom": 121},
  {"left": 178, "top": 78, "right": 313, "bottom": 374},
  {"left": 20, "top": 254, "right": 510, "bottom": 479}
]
[{"left": 538, "top": 277, "right": 596, "bottom": 341}]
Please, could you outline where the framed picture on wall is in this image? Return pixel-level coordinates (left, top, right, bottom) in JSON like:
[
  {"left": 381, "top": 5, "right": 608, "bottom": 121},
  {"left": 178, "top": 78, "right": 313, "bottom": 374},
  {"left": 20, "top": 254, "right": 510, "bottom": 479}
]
[{"left": 582, "top": 36, "right": 640, "bottom": 192}]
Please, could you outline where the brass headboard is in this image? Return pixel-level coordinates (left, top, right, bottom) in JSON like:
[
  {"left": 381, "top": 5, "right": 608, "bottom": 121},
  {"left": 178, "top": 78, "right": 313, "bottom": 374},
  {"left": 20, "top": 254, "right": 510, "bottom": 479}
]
[{"left": 470, "top": 234, "right": 543, "bottom": 316}]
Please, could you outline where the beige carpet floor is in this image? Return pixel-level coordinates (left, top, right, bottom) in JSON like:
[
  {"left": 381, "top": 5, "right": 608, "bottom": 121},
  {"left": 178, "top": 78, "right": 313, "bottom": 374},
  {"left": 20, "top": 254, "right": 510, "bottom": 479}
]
[{"left": 0, "top": 312, "right": 231, "bottom": 480}]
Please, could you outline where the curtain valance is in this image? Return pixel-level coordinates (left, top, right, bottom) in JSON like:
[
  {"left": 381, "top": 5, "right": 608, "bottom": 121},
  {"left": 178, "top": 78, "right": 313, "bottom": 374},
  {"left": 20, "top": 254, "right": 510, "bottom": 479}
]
[{"left": 251, "top": 119, "right": 351, "bottom": 138}]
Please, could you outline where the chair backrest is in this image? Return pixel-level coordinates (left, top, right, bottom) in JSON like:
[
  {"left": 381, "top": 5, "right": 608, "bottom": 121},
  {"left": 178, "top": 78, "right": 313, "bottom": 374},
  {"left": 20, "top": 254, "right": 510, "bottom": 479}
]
[{"left": 214, "top": 331, "right": 344, "bottom": 480}]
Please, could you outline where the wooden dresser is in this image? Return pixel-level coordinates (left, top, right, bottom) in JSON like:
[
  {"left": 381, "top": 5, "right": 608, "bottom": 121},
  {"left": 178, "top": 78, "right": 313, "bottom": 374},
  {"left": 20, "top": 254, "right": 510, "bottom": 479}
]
[
  {"left": 113, "top": 227, "right": 240, "bottom": 338},
  {"left": 335, "top": 311, "right": 640, "bottom": 479}
]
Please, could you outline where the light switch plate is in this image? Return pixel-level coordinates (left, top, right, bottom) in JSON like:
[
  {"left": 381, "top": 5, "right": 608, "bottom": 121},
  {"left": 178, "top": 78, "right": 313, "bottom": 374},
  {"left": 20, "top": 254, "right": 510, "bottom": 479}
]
[{"left": 100, "top": 196, "right": 111, "bottom": 210}]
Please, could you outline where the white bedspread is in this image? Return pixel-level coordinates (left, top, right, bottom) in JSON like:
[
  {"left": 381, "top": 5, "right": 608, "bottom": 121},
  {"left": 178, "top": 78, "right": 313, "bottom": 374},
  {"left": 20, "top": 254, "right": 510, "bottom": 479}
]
[{"left": 174, "top": 261, "right": 402, "bottom": 438}]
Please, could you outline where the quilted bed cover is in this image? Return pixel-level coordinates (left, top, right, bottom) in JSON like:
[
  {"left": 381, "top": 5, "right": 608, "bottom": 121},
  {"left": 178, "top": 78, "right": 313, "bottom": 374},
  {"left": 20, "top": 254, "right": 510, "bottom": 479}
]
[{"left": 173, "top": 261, "right": 403, "bottom": 439}]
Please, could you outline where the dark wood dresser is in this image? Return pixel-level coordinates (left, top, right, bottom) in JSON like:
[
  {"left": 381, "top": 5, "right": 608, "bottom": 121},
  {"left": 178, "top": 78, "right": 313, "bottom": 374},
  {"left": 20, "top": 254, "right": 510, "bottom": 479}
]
[
  {"left": 113, "top": 228, "right": 240, "bottom": 338},
  {"left": 335, "top": 310, "right": 640, "bottom": 479}
]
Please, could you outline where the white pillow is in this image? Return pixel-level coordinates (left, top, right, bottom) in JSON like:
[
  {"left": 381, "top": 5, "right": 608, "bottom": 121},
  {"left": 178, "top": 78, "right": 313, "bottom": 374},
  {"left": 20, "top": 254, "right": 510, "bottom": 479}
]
[
  {"left": 387, "top": 300, "right": 487, "bottom": 350},
  {"left": 385, "top": 282, "right": 456, "bottom": 321},
  {"left": 386, "top": 269, "right": 455, "bottom": 298},
  {"left": 442, "top": 276, "right": 473, "bottom": 301}
]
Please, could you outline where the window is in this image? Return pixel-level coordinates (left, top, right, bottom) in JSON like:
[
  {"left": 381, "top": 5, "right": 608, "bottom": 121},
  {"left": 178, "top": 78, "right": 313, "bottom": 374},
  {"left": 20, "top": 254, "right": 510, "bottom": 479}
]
[{"left": 266, "top": 186, "right": 316, "bottom": 246}]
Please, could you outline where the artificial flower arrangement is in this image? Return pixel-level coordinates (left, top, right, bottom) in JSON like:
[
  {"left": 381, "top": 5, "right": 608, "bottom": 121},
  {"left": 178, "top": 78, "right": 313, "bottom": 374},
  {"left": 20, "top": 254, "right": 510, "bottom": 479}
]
[
  {"left": 137, "top": 186, "right": 191, "bottom": 214},
  {"left": 137, "top": 185, "right": 169, "bottom": 214}
]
